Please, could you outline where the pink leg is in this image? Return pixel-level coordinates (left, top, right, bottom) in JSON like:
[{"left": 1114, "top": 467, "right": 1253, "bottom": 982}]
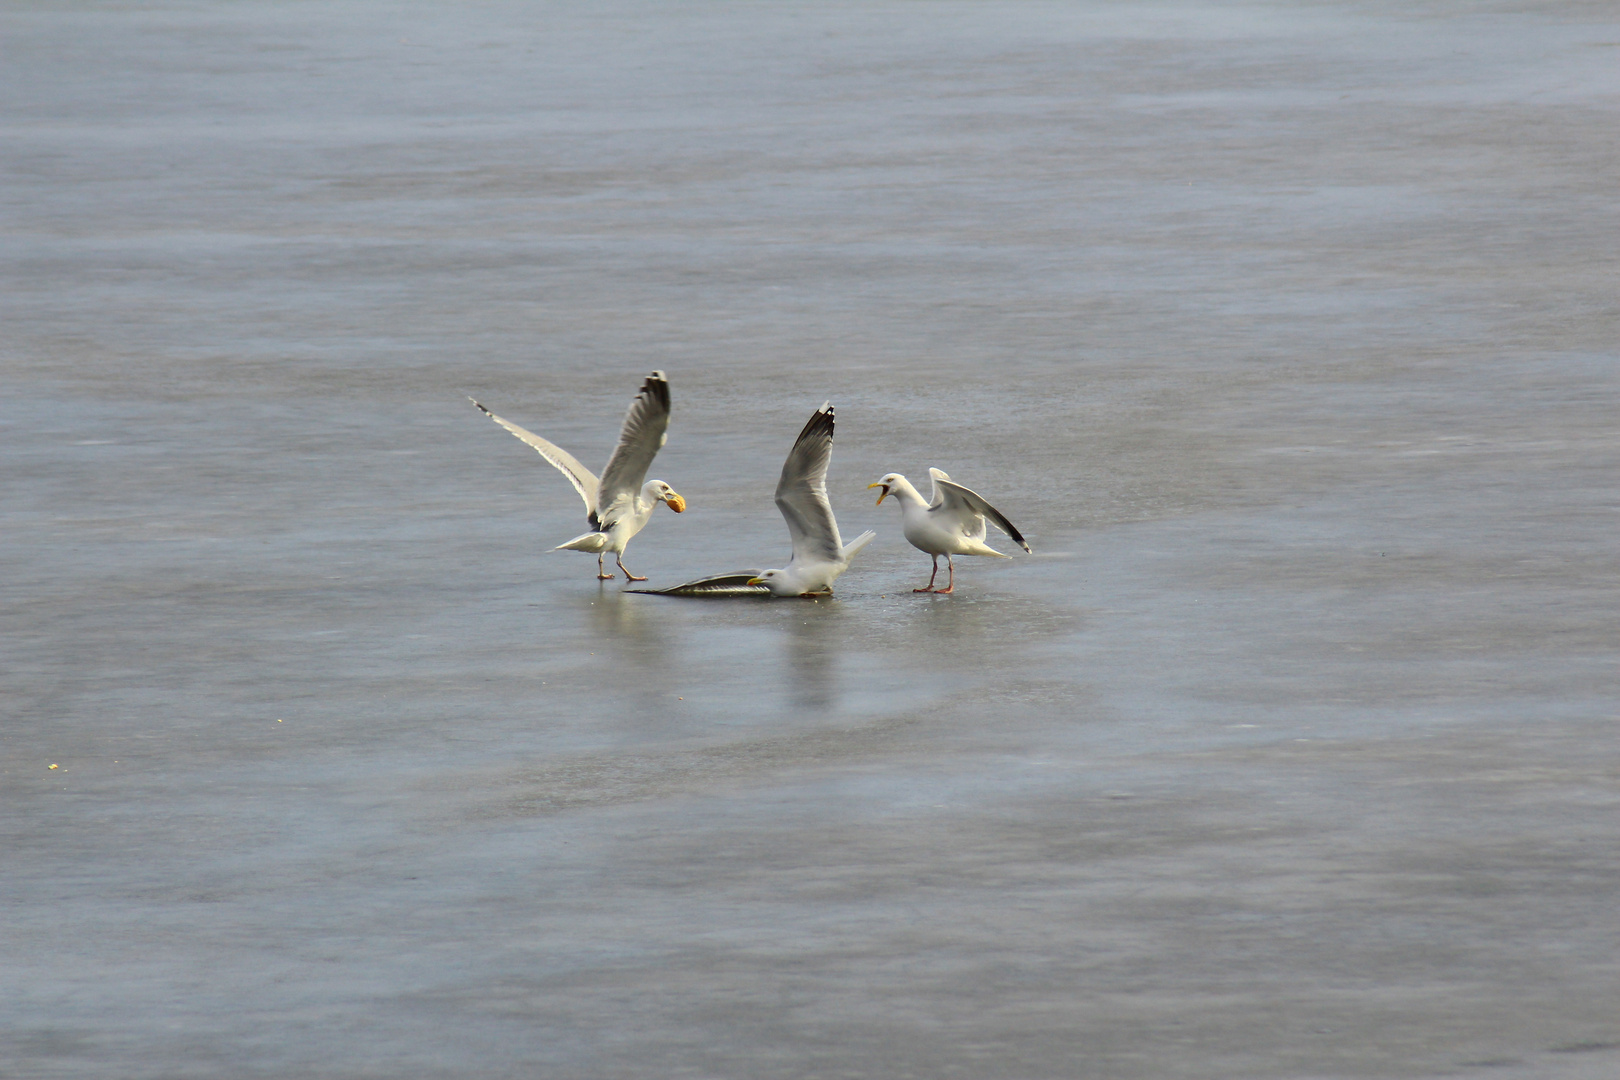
[
  {"left": 616, "top": 553, "right": 647, "bottom": 582},
  {"left": 597, "top": 553, "right": 614, "bottom": 580},
  {"left": 914, "top": 555, "right": 940, "bottom": 593},
  {"left": 934, "top": 555, "right": 956, "bottom": 595}
]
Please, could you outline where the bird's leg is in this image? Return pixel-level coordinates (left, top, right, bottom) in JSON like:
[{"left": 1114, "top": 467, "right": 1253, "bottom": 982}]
[
  {"left": 616, "top": 553, "right": 647, "bottom": 582},
  {"left": 914, "top": 554, "right": 940, "bottom": 593},
  {"left": 934, "top": 555, "right": 956, "bottom": 595},
  {"left": 597, "top": 552, "right": 614, "bottom": 580}
]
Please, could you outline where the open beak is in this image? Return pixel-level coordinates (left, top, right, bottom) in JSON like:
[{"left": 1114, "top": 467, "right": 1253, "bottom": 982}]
[
  {"left": 664, "top": 492, "right": 686, "bottom": 513},
  {"left": 868, "top": 481, "right": 888, "bottom": 505}
]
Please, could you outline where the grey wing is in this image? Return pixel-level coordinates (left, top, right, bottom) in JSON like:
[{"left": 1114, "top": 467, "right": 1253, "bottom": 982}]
[
  {"left": 595, "top": 371, "right": 672, "bottom": 527},
  {"left": 627, "top": 571, "right": 770, "bottom": 598},
  {"left": 931, "top": 470, "right": 1032, "bottom": 553},
  {"left": 470, "top": 398, "right": 600, "bottom": 521},
  {"left": 774, "top": 403, "right": 844, "bottom": 563}
]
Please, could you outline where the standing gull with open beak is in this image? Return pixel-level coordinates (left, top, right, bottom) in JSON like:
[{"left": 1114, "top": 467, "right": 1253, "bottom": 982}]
[
  {"left": 869, "top": 468, "right": 1030, "bottom": 594},
  {"left": 469, "top": 371, "right": 685, "bottom": 581}
]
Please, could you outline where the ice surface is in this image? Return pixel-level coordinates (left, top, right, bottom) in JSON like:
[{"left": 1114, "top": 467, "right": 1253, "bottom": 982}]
[{"left": 3, "top": 2, "right": 1618, "bottom": 1077}]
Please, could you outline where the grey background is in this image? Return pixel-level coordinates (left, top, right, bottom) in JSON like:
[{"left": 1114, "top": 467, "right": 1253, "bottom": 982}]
[{"left": 3, "top": 1, "right": 1617, "bottom": 1077}]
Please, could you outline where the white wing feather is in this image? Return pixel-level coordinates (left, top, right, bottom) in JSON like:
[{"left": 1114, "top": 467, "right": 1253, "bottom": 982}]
[
  {"left": 929, "top": 467, "right": 1031, "bottom": 552},
  {"left": 595, "top": 371, "right": 672, "bottom": 528},
  {"left": 775, "top": 403, "right": 844, "bottom": 563},
  {"left": 470, "top": 398, "right": 599, "bottom": 519}
]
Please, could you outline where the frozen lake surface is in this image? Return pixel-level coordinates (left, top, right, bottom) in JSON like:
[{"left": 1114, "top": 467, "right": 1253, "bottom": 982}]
[{"left": 3, "top": 2, "right": 1618, "bottom": 1077}]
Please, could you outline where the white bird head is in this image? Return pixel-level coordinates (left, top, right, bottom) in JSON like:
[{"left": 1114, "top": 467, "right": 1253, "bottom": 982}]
[
  {"left": 647, "top": 480, "right": 686, "bottom": 513},
  {"left": 746, "top": 569, "right": 794, "bottom": 596},
  {"left": 868, "top": 473, "right": 906, "bottom": 505}
]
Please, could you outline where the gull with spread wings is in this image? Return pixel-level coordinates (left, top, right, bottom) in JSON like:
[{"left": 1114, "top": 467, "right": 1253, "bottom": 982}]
[
  {"left": 752, "top": 403, "right": 876, "bottom": 597},
  {"left": 869, "top": 468, "right": 1030, "bottom": 594},
  {"left": 469, "top": 371, "right": 685, "bottom": 581},
  {"left": 631, "top": 402, "right": 874, "bottom": 598}
]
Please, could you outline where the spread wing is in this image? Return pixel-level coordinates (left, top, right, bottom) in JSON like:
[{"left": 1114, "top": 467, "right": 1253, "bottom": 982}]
[
  {"left": 930, "top": 468, "right": 1032, "bottom": 553},
  {"left": 470, "top": 398, "right": 599, "bottom": 521},
  {"left": 627, "top": 571, "right": 770, "bottom": 598},
  {"left": 595, "top": 371, "right": 671, "bottom": 528},
  {"left": 775, "top": 403, "right": 844, "bottom": 563}
]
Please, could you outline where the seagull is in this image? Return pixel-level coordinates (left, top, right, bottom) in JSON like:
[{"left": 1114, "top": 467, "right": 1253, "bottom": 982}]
[
  {"left": 748, "top": 403, "right": 876, "bottom": 598},
  {"left": 469, "top": 371, "right": 685, "bottom": 581},
  {"left": 869, "top": 468, "right": 1030, "bottom": 593}
]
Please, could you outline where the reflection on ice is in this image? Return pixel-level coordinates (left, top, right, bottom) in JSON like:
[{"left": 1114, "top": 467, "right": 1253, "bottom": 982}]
[
  {"left": 558, "top": 584, "right": 1066, "bottom": 728},
  {"left": 576, "top": 588, "right": 674, "bottom": 708},
  {"left": 783, "top": 601, "right": 844, "bottom": 711}
]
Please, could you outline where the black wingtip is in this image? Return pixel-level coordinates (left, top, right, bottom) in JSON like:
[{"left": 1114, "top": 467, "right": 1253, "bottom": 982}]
[
  {"left": 469, "top": 397, "right": 491, "bottom": 416},
  {"left": 792, "top": 402, "right": 835, "bottom": 446},
  {"left": 640, "top": 371, "right": 671, "bottom": 413}
]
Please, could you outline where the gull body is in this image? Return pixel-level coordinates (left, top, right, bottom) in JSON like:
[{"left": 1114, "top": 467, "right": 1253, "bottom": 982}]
[
  {"left": 870, "top": 468, "right": 1030, "bottom": 594},
  {"left": 748, "top": 404, "right": 876, "bottom": 598},
  {"left": 470, "top": 371, "right": 685, "bottom": 581}
]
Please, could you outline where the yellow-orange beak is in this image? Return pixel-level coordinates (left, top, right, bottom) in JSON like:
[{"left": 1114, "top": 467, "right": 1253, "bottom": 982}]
[
  {"left": 746, "top": 577, "right": 765, "bottom": 586},
  {"left": 868, "top": 481, "right": 888, "bottom": 505},
  {"left": 664, "top": 492, "right": 686, "bottom": 513}
]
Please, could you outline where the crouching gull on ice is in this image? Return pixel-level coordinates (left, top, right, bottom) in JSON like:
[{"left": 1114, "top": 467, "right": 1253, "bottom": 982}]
[
  {"left": 470, "top": 371, "right": 685, "bottom": 581},
  {"left": 632, "top": 403, "right": 875, "bottom": 598},
  {"left": 869, "top": 468, "right": 1030, "bottom": 593}
]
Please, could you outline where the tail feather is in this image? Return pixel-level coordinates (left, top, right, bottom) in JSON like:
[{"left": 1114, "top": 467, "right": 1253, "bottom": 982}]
[
  {"left": 842, "top": 530, "right": 877, "bottom": 563},
  {"left": 554, "top": 531, "right": 609, "bottom": 552},
  {"left": 961, "top": 538, "right": 1012, "bottom": 558}
]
